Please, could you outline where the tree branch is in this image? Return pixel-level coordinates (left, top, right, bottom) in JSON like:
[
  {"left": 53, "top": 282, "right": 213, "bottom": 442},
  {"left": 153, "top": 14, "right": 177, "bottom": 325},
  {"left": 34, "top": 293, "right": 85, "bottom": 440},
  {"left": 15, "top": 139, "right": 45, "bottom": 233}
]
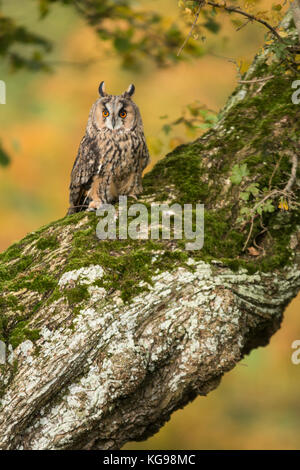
[
  {"left": 284, "top": 149, "right": 298, "bottom": 193},
  {"left": 177, "top": 1, "right": 205, "bottom": 56},
  {"left": 238, "top": 75, "right": 274, "bottom": 84},
  {"left": 207, "top": 1, "right": 284, "bottom": 42}
]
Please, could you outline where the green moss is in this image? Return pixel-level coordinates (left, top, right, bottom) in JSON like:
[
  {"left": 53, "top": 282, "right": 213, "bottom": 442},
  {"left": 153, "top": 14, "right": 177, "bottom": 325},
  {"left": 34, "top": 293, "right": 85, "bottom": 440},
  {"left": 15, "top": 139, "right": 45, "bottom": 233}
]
[
  {"left": 32, "top": 301, "right": 43, "bottom": 313},
  {"left": 65, "top": 285, "right": 90, "bottom": 305},
  {"left": 54, "top": 215, "right": 193, "bottom": 303},
  {"left": 55, "top": 211, "right": 88, "bottom": 227},
  {"left": 0, "top": 359, "right": 18, "bottom": 400},
  {"left": 143, "top": 143, "right": 209, "bottom": 204},
  {"left": 0, "top": 243, "right": 22, "bottom": 263},
  {"left": 28, "top": 274, "right": 57, "bottom": 293},
  {"left": 0, "top": 295, "right": 24, "bottom": 316},
  {"left": 36, "top": 235, "right": 59, "bottom": 250},
  {"left": 0, "top": 256, "right": 34, "bottom": 288},
  {"left": 8, "top": 320, "right": 40, "bottom": 349},
  {"left": 0, "top": 314, "right": 9, "bottom": 342},
  {"left": 45, "top": 287, "right": 63, "bottom": 306},
  {"left": 8, "top": 273, "right": 57, "bottom": 293}
]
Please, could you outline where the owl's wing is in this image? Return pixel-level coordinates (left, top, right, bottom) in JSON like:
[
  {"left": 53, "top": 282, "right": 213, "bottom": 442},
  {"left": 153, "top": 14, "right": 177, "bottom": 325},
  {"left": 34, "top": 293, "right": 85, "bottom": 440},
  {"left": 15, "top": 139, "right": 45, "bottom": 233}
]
[
  {"left": 68, "top": 135, "right": 99, "bottom": 214},
  {"left": 139, "top": 133, "right": 150, "bottom": 171}
]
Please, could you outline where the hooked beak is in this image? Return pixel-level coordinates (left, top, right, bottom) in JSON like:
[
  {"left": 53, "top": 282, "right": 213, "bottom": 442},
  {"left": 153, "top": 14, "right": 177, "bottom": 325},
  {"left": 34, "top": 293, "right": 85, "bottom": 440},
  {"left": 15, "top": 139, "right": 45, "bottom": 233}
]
[{"left": 111, "top": 115, "right": 116, "bottom": 129}]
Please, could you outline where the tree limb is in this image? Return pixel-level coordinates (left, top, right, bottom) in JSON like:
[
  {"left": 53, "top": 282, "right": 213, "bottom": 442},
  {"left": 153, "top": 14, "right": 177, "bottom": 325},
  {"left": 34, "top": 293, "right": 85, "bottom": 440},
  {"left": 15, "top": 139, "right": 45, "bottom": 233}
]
[
  {"left": 177, "top": 1, "right": 205, "bottom": 56},
  {"left": 207, "top": 1, "right": 284, "bottom": 42}
]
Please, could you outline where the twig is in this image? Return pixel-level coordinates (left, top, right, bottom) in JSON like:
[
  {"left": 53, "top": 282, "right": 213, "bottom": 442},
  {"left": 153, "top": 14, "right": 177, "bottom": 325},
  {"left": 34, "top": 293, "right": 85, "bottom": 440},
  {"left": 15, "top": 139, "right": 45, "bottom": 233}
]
[
  {"left": 268, "top": 153, "right": 284, "bottom": 190},
  {"left": 177, "top": 1, "right": 205, "bottom": 56},
  {"left": 284, "top": 149, "right": 298, "bottom": 192},
  {"left": 236, "top": 19, "right": 251, "bottom": 32},
  {"left": 207, "top": 1, "right": 284, "bottom": 42},
  {"left": 243, "top": 217, "right": 255, "bottom": 251},
  {"left": 238, "top": 75, "right": 274, "bottom": 84},
  {"left": 46, "top": 59, "right": 97, "bottom": 68},
  {"left": 252, "top": 189, "right": 278, "bottom": 214},
  {"left": 253, "top": 227, "right": 267, "bottom": 254},
  {"left": 68, "top": 204, "right": 89, "bottom": 210}
]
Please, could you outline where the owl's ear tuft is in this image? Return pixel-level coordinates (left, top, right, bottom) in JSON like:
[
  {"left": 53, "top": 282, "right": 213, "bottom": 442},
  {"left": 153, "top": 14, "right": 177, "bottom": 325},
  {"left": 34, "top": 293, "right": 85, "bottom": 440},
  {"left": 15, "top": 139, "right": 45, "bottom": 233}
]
[
  {"left": 126, "top": 84, "right": 135, "bottom": 97},
  {"left": 99, "top": 81, "right": 107, "bottom": 97}
]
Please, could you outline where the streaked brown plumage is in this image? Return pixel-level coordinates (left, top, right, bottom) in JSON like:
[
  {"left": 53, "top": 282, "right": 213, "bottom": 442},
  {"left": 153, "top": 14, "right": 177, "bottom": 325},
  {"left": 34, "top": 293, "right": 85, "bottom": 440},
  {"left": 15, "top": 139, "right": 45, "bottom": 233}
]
[{"left": 68, "top": 82, "right": 150, "bottom": 214}]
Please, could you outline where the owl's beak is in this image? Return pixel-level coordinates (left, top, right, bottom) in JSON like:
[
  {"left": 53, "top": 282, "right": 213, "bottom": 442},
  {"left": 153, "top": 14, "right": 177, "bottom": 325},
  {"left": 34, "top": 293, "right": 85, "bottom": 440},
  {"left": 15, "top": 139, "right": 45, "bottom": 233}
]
[{"left": 111, "top": 115, "right": 116, "bottom": 129}]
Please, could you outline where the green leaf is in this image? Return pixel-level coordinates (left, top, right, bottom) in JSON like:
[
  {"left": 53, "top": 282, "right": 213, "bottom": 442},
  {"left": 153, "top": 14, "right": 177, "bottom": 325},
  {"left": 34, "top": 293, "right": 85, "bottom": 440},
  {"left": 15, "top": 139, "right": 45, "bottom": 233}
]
[
  {"left": 162, "top": 124, "right": 172, "bottom": 135},
  {"left": 39, "top": 0, "right": 50, "bottom": 18},
  {"left": 197, "top": 123, "right": 213, "bottom": 130},
  {"left": 0, "top": 143, "right": 11, "bottom": 167},
  {"left": 263, "top": 200, "right": 275, "bottom": 213},
  {"left": 230, "top": 163, "right": 249, "bottom": 185},
  {"left": 240, "top": 207, "right": 251, "bottom": 215},
  {"left": 114, "top": 36, "right": 132, "bottom": 53},
  {"left": 203, "top": 18, "right": 221, "bottom": 34},
  {"left": 248, "top": 183, "right": 260, "bottom": 196},
  {"left": 240, "top": 192, "right": 250, "bottom": 201}
]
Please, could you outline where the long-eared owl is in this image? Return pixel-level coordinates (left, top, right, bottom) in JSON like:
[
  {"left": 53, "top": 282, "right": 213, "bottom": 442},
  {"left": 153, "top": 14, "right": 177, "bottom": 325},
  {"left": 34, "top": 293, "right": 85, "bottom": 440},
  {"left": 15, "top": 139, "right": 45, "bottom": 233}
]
[{"left": 68, "top": 81, "right": 150, "bottom": 214}]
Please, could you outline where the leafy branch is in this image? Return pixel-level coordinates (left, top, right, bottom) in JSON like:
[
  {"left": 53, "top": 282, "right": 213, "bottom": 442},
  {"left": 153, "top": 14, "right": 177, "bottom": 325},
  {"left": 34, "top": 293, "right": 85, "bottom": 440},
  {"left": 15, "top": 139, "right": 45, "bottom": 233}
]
[
  {"left": 206, "top": 1, "right": 284, "bottom": 42},
  {"left": 231, "top": 149, "right": 299, "bottom": 252},
  {"left": 177, "top": 0, "right": 205, "bottom": 56},
  {"left": 176, "top": 0, "right": 288, "bottom": 57},
  {"left": 161, "top": 101, "right": 218, "bottom": 135},
  {"left": 0, "top": 15, "right": 52, "bottom": 72},
  {"left": 0, "top": 142, "right": 10, "bottom": 167}
]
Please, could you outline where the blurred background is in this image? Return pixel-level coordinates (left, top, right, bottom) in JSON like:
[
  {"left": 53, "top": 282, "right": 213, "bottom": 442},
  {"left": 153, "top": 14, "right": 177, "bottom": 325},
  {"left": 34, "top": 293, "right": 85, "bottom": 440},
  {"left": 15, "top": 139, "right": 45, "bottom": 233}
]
[{"left": 0, "top": 0, "right": 299, "bottom": 449}]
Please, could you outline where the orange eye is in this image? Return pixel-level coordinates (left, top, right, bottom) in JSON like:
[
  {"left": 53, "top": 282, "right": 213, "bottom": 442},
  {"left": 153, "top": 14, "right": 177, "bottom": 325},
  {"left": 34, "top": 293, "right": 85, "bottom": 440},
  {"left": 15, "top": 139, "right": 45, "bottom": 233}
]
[
  {"left": 119, "top": 110, "right": 127, "bottom": 118},
  {"left": 103, "top": 109, "right": 109, "bottom": 117}
]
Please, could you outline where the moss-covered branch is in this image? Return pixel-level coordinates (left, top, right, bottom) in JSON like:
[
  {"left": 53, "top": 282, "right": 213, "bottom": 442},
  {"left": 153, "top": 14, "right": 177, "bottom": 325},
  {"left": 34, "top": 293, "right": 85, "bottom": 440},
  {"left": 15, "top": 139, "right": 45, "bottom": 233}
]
[{"left": 0, "top": 13, "right": 299, "bottom": 450}]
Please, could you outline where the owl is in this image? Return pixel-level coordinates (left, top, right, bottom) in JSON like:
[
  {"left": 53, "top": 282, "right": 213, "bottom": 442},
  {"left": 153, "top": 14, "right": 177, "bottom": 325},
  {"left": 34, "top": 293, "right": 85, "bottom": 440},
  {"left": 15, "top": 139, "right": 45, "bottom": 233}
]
[{"left": 67, "top": 81, "right": 150, "bottom": 214}]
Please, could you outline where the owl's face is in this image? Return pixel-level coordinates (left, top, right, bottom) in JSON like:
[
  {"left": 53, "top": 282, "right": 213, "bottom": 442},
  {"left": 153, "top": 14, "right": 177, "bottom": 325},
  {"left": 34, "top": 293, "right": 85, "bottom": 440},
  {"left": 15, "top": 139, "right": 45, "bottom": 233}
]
[{"left": 92, "top": 82, "right": 141, "bottom": 132}]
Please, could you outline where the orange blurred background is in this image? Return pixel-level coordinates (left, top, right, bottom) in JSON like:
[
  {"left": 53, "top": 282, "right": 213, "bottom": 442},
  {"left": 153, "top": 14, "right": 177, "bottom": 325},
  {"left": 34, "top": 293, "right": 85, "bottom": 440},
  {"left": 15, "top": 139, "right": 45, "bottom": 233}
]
[{"left": 0, "top": 0, "right": 299, "bottom": 449}]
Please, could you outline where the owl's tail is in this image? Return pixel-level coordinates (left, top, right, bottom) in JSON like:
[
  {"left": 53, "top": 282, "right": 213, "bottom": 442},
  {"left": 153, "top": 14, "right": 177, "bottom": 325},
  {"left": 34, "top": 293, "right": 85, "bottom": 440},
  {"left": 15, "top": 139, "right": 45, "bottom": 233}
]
[{"left": 67, "top": 207, "right": 76, "bottom": 215}]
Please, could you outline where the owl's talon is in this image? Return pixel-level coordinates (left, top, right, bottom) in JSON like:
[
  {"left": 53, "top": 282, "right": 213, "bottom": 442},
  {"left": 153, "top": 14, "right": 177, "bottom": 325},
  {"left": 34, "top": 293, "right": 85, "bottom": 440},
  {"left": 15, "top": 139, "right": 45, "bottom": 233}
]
[
  {"left": 88, "top": 200, "right": 104, "bottom": 211},
  {"left": 128, "top": 194, "right": 138, "bottom": 200}
]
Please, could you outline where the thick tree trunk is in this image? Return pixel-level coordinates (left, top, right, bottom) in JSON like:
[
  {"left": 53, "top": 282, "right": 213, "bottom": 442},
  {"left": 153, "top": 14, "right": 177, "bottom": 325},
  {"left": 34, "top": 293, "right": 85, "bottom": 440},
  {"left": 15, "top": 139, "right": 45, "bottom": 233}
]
[{"left": 0, "top": 13, "right": 299, "bottom": 450}]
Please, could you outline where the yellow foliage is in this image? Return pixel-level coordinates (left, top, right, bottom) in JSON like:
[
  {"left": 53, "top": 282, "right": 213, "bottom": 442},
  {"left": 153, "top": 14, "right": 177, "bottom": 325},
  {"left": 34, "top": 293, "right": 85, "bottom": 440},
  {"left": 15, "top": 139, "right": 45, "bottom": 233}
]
[
  {"left": 237, "top": 58, "right": 251, "bottom": 75},
  {"left": 278, "top": 200, "right": 289, "bottom": 211}
]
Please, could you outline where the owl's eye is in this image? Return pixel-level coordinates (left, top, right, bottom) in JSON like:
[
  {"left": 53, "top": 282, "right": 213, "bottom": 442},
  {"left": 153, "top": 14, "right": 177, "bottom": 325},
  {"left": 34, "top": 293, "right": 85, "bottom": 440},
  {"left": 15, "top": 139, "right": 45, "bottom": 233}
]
[
  {"left": 102, "top": 109, "right": 109, "bottom": 118},
  {"left": 119, "top": 110, "right": 127, "bottom": 118}
]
